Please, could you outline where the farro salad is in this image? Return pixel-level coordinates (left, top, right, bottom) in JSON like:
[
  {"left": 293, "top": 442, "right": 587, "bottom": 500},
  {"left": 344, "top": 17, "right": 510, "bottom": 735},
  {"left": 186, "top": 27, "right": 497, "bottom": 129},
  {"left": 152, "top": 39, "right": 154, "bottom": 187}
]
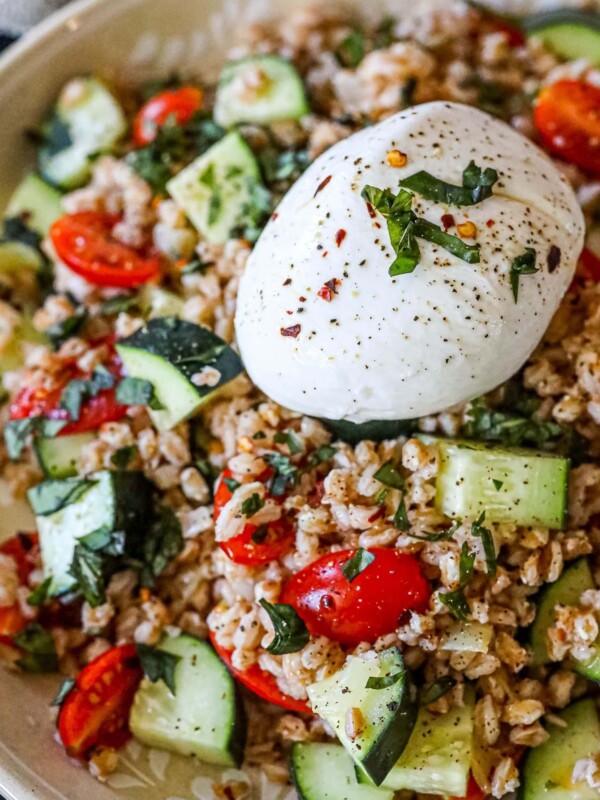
[{"left": 1, "top": 2, "right": 600, "bottom": 799}]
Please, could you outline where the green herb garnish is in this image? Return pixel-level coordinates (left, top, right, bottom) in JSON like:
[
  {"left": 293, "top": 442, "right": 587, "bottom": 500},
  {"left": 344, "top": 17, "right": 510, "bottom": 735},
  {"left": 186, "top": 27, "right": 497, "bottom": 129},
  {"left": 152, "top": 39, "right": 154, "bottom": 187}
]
[
  {"left": 223, "top": 477, "right": 240, "bottom": 493},
  {"left": 394, "top": 496, "right": 410, "bottom": 532},
  {"left": 111, "top": 445, "right": 137, "bottom": 470},
  {"left": 136, "top": 643, "right": 181, "bottom": 695},
  {"left": 116, "top": 376, "right": 164, "bottom": 409},
  {"left": 510, "top": 247, "right": 538, "bottom": 302},
  {"left": 139, "top": 505, "right": 183, "bottom": 588},
  {"left": 259, "top": 599, "right": 309, "bottom": 655},
  {"left": 4, "top": 417, "right": 66, "bottom": 460},
  {"left": 60, "top": 366, "right": 115, "bottom": 421},
  {"left": 439, "top": 542, "right": 475, "bottom": 621},
  {"left": 341, "top": 548, "right": 376, "bottom": 582},
  {"left": 374, "top": 460, "right": 405, "bottom": 490},
  {"left": 492, "top": 479, "right": 503, "bottom": 491},
  {"left": 399, "top": 161, "right": 498, "bottom": 206},
  {"left": 420, "top": 676, "right": 456, "bottom": 705},
  {"left": 45, "top": 307, "right": 88, "bottom": 349},
  {"left": 26, "top": 577, "right": 52, "bottom": 607},
  {"left": 264, "top": 451, "right": 299, "bottom": 496},
  {"left": 472, "top": 511, "right": 496, "bottom": 577},
  {"left": 52, "top": 678, "right": 75, "bottom": 707},
  {"left": 336, "top": 29, "right": 365, "bottom": 67},
  {"left": 274, "top": 430, "right": 303, "bottom": 455},
  {"left": 241, "top": 492, "right": 265, "bottom": 517},
  {"left": 13, "top": 623, "right": 58, "bottom": 673}
]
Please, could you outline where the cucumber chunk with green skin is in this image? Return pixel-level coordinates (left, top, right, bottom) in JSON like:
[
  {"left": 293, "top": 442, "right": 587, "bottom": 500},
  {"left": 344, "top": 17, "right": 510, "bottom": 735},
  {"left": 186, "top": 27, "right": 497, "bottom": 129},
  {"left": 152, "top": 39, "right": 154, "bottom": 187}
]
[
  {"left": 167, "top": 131, "right": 263, "bottom": 244},
  {"left": 34, "top": 432, "right": 95, "bottom": 479},
  {"left": 130, "top": 635, "right": 246, "bottom": 767},
  {"left": 5, "top": 173, "right": 63, "bottom": 236},
  {"left": 39, "top": 77, "right": 127, "bottom": 190},
  {"left": 321, "top": 418, "right": 416, "bottom": 446},
  {"left": 524, "top": 11, "right": 600, "bottom": 67},
  {"left": 137, "top": 285, "right": 184, "bottom": 320},
  {"left": 431, "top": 437, "right": 569, "bottom": 529},
  {"left": 29, "top": 470, "right": 152, "bottom": 596},
  {"left": 116, "top": 317, "right": 243, "bottom": 432},
  {"left": 307, "top": 649, "right": 418, "bottom": 786},
  {"left": 520, "top": 699, "right": 600, "bottom": 800},
  {"left": 214, "top": 55, "right": 309, "bottom": 127},
  {"left": 292, "top": 743, "right": 394, "bottom": 800},
  {"left": 0, "top": 241, "right": 43, "bottom": 275},
  {"left": 356, "top": 690, "right": 474, "bottom": 796},
  {"left": 0, "top": 313, "right": 47, "bottom": 374}
]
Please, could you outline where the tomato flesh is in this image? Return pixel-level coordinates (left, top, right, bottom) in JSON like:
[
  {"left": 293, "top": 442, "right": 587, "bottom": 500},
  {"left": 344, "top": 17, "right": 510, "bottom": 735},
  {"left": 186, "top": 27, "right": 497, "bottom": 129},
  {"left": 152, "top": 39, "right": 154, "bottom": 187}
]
[
  {"left": 58, "top": 644, "right": 143, "bottom": 757},
  {"left": 9, "top": 348, "right": 127, "bottom": 435},
  {"left": 534, "top": 80, "right": 600, "bottom": 175},
  {"left": 50, "top": 212, "right": 160, "bottom": 288},
  {"left": 281, "top": 548, "right": 431, "bottom": 647},
  {"left": 214, "top": 468, "right": 295, "bottom": 566},
  {"left": 133, "top": 87, "right": 203, "bottom": 147},
  {"left": 0, "top": 533, "right": 39, "bottom": 639},
  {"left": 209, "top": 632, "right": 310, "bottom": 714},
  {"left": 450, "top": 775, "right": 487, "bottom": 800}
]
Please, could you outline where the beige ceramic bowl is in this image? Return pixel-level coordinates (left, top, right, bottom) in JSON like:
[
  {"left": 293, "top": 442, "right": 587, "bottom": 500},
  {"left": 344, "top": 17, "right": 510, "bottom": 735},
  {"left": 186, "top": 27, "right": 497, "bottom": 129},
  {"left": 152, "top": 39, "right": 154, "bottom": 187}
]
[{"left": 0, "top": 0, "right": 593, "bottom": 797}]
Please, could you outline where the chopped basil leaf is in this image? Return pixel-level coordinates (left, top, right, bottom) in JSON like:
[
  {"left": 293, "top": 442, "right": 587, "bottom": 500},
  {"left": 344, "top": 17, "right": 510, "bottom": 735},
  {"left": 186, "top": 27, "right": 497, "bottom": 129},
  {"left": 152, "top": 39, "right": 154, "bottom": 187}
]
[
  {"left": 274, "top": 429, "right": 303, "bottom": 455},
  {"left": 111, "top": 445, "right": 137, "bottom": 470},
  {"left": 510, "top": 247, "right": 538, "bottom": 302},
  {"left": 463, "top": 397, "right": 563, "bottom": 449},
  {"left": 251, "top": 524, "right": 269, "bottom": 544},
  {"left": 336, "top": 29, "right": 365, "bottom": 67},
  {"left": 136, "top": 643, "right": 181, "bottom": 695},
  {"left": 420, "top": 676, "right": 456, "bottom": 705},
  {"left": 373, "top": 460, "right": 404, "bottom": 490},
  {"left": 13, "top": 623, "right": 58, "bottom": 673},
  {"left": 45, "top": 306, "right": 88, "bottom": 350},
  {"left": 69, "top": 542, "right": 106, "bottom": 607},
  {"left": 223, "top": 477, "right": 240, "bottom": 493},
  {"left": 4, "top": 417, "right": 67, "bottom": 460},
  {"left": 440, "top": 541, "right": 475, "bottom": 620},
  {"left": 472, "top": 511, "right": 496, "bottom": 577},
  {"left": 273, "top": 150, "right": 310, "bottom": 183},
  {"left": 374, "top": 488, "right": 389, "bottom": 506},
  {"left": 400, "top": 161, "right": 498, "bottom": 206},
  {"left": 492, "top": 479, "right": 503, "bottom": 491},
  {"left": 60, "top": 367, "right": 115, "bottom": 421},
  {"left": 264, "top": 452, "right": 299, "bottom": 496},
  {"left": 409, "top": 522, "right": 459, "bottom": 542},
  {"left": 233, "top": 179, "right": 273, "bottom": 243},
  {"left": 181, "top": 258, "right": 211, "bottom": 275},
  {"left": 394, "top": 495, "right": 410, "bottom": 532},
  {"left": 51, "top": 677, "right": 75, "bottom": 707},
  {"left": 412, "top": 218, "right": 480, "bottom": 263},
  {"left": 366, "top": 671, "right": 403, "bottom": 690},
  {"left": 306, "top": 444, "right": 336, "bottom": 468},
  {"left": 26, "top": 576, "right": 52, "bottom": 607},
  {"left": 99, "top": 294, "right": 139, "bottom": 314},
  {"left": 373, "top": 16, "right": 396, "bottom": 49},
  {"left": 29, "top": 478, "right": 96, "bottom": 516},
  {"left": 139, "top": 505, "right": 183, "bottom": 588},
  {"left": 459, "top": 540, "right": 476, "bottom": 583},
  {"left": 252, "top": 430, "right": 267, "bottom": 440},
  {"left": 116, "top": 376, "right": 164, "bottom": 410},
  {"left": 341, "top": 548, "right": 376, "bottom": 582},
  {"left": 260, "top": 599, "right": 309, "bottom": 655},
  {"left": 79, "top": 525, "right": 126, "bottom": 556},
  {"left": 241, "top": 492, "right": 265, "bottom": 517}
]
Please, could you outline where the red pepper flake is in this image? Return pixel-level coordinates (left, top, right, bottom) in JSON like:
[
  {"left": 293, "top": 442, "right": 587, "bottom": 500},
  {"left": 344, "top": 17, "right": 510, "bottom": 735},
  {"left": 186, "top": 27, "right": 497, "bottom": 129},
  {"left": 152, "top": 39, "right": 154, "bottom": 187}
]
[
  {"left": 271, "top": 212, "right": 279, "bottom": 221},
  {"left": 322, "top": 250, "right": 329, "bottom": 258},
  {"left": 335, "top": 229, "right": 347, "bottom": 247},
  {"left": 441, "top": 214, "right": 455, "bottom": 231},
  {"left": 281, "top": 324, "right": 301, "bottom": 338},
  {"left": 314, "top": 175, "right": 332, "bottom": 198},
  {"left": 299, "top": 296, "right": 307, "bottom": 302},
  {"left": 366, "top": 202, "right": 377, "bottom": 219},
  {"left": 286, "top": 310, "right": 293, "bottom": 315},
  {"left": 486, "top": 219, "right": 495, "bottom": 228},
  {"left": 283, "top": 278, "right": 292, "bottom": 286},
  {"left": 317, "top": 278, "right": 341, "bottom": 302},
  {"left": 368, "top": 507, "right": 385, "bottom": 523}
]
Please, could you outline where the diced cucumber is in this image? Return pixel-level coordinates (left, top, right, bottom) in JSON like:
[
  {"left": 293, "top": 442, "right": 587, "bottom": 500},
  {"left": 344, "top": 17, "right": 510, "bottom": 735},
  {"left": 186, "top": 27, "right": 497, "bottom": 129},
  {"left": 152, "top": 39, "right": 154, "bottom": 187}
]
[
  {"left": 356, "top": 691, "right": 474, "bottom": 797},
  {"left": 0, "top": 312, "right": 47, "bottom": 374},
  {"left": 322, "top": 418, "right": 415, "bottom": 446},
  {"left": 524, "top": 10, "right": 600, "bottom": 67},
  {"left": 39, "top": 77, "right": 127, "bottom": 190},
  {"left": 167, "top": 131, "right": 263, "bottom": 244},
  {"left": 292, "top": 743, "right": 393, "bottom": 800},
  {"left": 137, "top": 285, "right": 184, "bottom": 319},
  {"left": 307, "top": 649, "right": 418, "bottom": 786},
  {"left": 5, "top": 173, "right": 63, "bottom": 236},
  {"left": 29, "top": 470, "right": 152, "bottom": 596},
  {"left": 34, "top": 432, "right": 95, "bottom": 479},
  {"left": 440, "top": 621, "right": 493, "bottom": 653},
  {"left": 432, "top": 437, "right": 569, "bottom": 529},
  {"left": 529, "top": 558, "right": 600, "bottom": 681},
  {"left": 116, "top": 317, "right": 243, "bottom": 431},
  {"left": 214, "top": 55, "right": 309, "bottom": 127},
  {"left": 520, "top": 699, "right": 600, "bottom": 800},
  {"left": 130, "top": 635, "right": 246, "bottom": 767},
  {"left": 0, "top": 241, "right": 43, "bottom": 275}
]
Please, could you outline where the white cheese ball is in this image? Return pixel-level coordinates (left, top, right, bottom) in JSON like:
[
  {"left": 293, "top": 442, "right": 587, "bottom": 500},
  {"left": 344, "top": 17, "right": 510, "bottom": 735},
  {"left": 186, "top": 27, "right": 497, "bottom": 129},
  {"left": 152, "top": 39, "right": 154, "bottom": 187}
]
[{"left": 235, "top": 102, "right": 584, "bottom": 423}]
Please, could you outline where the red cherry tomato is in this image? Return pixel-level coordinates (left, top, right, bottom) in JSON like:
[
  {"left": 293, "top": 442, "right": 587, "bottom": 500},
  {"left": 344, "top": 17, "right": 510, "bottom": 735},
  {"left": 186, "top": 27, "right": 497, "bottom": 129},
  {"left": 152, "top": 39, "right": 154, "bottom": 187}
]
[
  {"left": 450, "top": 775, "right": 487, "bottom": 800},
  {"left": 50, "top": 212, "right": 161, "bottom": 288},
  {"left": 209, "top": 631, "right": 310, "bottom": 714},
  {"left": 579, "top": 247, "right": 600, "bottom": 282},
  {"left": 214, "top": 468, "right": 295, "bottom": 566},
  {"left": 9, "top": 348, "right": 127, "bottom": 436},
  {"left": 0, "top": 533, "right": 39, "bottom": 640},
  {"left": 534, "top": 80, "right": 600, "bottom": 175},
  {"left": 281, "top": 548, "right": 431, "bottom": 647},
  {"left": 58, "top": 644, "right": 143, "bottom": 758},
  {"left": 133, "top": 87, "right": 203, "bottom": 147}
]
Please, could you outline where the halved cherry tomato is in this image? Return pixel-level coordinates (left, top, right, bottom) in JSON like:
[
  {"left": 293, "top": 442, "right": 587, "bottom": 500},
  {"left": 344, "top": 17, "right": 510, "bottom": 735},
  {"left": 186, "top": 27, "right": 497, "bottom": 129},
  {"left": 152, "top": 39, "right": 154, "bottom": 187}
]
[
  {"left": 450, "top": 775, "right": 487, "bottom": 800},
  {"left": 534, "top": 80, "right": 600, "bottom": 175},
  {"left": 281, "top": 548, "right": 431, "bottom": 647},
  {"left": 488, "top": 17, "right": 525, "bottom": 47},
  {"left": 0, "top": 533, "right": 39, "bottom": 641},
  {"left": 209, "top": 631, "right": 310, "bottom": 714},
  {"left": 214, "top": 468, "right": 295, "bottom": 566},
  {"left": 9, "top": 347, "right": 127, "bottom": 436},
  {"left": 58, "top": 644, "right": 143, "bottom": 758},
  {"left": 50, "top": 212, "right": 161, "bottom": 288},
  {"left": 133, "top": 86, "right": 203, "bottom": 147}
]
